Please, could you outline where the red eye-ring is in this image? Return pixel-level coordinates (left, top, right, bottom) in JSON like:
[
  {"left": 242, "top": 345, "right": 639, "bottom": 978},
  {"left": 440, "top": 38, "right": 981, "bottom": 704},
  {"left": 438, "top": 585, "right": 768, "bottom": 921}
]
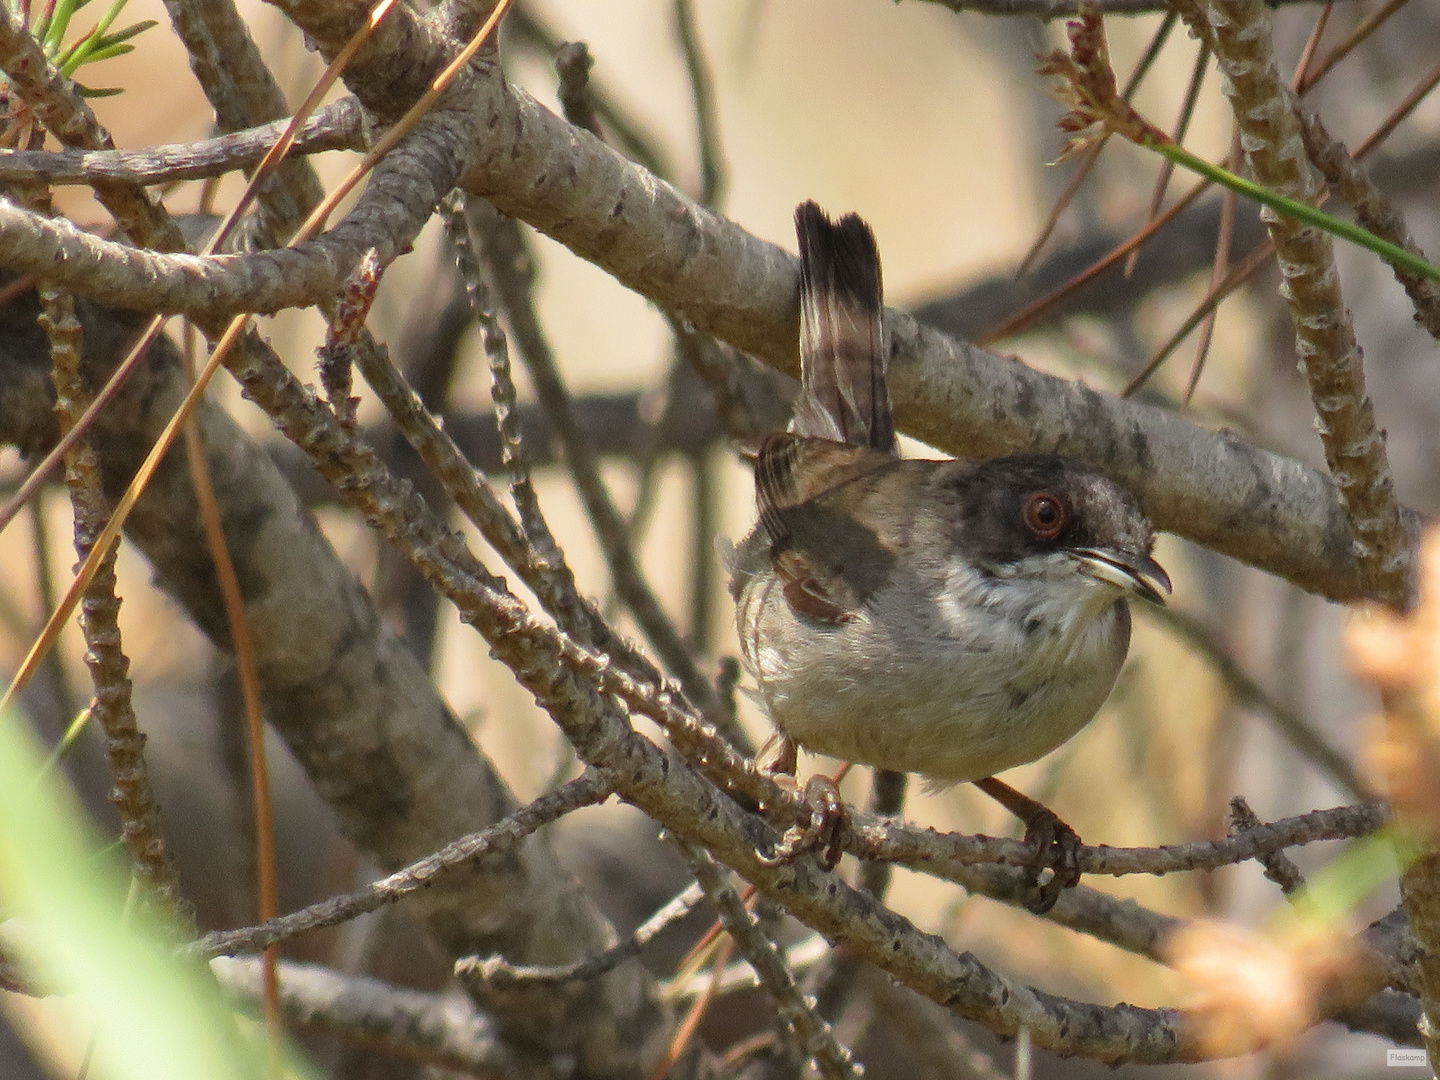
[{"left": 1022, "top": 492, "right": 1067, "bottom": 540}]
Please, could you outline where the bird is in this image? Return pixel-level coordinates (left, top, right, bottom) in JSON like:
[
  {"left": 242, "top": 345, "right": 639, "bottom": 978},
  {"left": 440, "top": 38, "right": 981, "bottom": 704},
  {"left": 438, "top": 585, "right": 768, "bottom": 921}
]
[{"left": 728, "top": 201, "right": 1170, "bottom": 911}]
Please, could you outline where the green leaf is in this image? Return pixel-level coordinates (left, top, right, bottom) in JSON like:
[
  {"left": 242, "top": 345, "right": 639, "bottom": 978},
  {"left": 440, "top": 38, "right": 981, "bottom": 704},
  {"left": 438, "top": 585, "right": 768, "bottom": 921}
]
[
  {"left": 0, "top": 706, "right": 273, "bottom": 1080},
  {"left": 37, "top": 706, "right": 93, "bottom": 779},
  {"left": 84, "top": 0, "right": 129, "bottom": 53},
  {"left": 74, "top": 39, "right": 131, "bottom": 63},
  {"left": 76, "top": 84, "right": 123, "bottom": 96},
  {"left": 92, "top": 18, "right": 154, "bottom": 49}
]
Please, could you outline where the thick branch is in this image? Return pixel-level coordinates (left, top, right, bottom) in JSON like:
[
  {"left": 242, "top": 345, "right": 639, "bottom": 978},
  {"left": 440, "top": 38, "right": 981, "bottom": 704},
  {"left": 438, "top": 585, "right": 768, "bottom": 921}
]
[
  {"left": 450, "top": 78, "right": 1418, "bottom": 606},
  {"left": 213, "top": 957, "right": 545, "bottom": 1079},
  {"left": 0, "top": 105, "right": 469, "bottom": 315}
]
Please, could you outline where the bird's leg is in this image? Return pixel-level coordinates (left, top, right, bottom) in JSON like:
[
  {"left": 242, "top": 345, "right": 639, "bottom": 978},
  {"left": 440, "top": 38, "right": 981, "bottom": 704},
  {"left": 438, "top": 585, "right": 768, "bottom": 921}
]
[
  {"left": 973, "top": 777, "right": 1081, "bottom": 914},
  {"left": 754, "top": 734, "right": 846, "bottom": 869}
]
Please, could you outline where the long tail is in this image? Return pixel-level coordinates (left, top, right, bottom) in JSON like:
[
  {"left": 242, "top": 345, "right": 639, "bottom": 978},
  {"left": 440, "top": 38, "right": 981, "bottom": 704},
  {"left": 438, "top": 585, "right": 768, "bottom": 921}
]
[{"left": 791, "top": 200, "right": 895, "bottom": 455}]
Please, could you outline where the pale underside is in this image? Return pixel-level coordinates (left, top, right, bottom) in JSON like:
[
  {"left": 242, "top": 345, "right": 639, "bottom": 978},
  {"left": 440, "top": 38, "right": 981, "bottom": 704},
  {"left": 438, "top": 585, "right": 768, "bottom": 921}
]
[{"left": 734, "top": 548, "right": 1131, "bottom": 787}]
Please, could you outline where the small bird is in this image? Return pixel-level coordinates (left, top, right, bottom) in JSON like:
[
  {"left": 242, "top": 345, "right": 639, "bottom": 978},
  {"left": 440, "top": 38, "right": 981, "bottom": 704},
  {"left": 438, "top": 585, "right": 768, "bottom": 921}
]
[{"left": 729, "top": 202, "right": 1170, "bottom": 911}]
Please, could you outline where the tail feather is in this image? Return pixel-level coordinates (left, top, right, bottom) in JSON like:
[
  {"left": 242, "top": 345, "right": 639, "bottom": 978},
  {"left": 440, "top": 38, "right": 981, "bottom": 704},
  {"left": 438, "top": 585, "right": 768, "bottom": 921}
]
[{"left": 792, "top": 200, "right": 895, "bottom": 455}]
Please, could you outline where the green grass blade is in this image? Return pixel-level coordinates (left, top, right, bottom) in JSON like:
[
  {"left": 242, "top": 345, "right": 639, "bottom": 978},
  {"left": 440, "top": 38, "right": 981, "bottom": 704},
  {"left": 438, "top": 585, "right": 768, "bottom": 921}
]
[
  {"left": 1151, "top": 139, "right": 1440, "bottom": 284},
  {"left": 0, "top": 706, "right": 272, "bottom": 1080}
]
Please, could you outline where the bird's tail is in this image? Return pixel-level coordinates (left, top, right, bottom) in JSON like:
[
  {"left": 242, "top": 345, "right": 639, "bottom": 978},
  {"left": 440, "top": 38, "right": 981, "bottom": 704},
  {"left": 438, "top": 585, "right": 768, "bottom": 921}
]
[{"left": 790, "top": 200, "right": 895, "bottom": 455}]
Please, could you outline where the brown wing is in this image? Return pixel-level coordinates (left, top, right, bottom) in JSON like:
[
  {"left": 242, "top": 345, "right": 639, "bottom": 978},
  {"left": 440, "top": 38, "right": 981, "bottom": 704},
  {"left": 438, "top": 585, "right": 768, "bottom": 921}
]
[
  {"left": 792, "top": 201, "right": 895, "bottom": 455},
  {"left": 754, "top": 432, "right": 896, "bottom": 624}
]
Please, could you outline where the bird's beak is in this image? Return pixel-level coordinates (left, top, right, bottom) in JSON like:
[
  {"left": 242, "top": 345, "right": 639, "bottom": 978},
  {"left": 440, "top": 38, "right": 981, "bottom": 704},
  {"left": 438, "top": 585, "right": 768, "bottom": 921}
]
[{"left": 1070, "top": 548, "right": 1172, "bottom": 606}]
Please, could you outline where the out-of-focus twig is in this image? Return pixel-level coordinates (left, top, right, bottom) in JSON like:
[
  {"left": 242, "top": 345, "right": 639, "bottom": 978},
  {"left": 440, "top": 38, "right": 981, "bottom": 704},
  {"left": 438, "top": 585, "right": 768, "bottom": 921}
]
[
  {"left": 554, "top": 41, "right": 602, "bottom": 137},
  {"left": 675, "top": 0, "right": 724, "bottom": 207},
  {"left": 1142, "top": 604, "right": 1373, "bottom": 800},
  {"left": 213, "top": 956, "right": 545, "bottom": 1079},
  {"left": 1183, "top": 129, "right": 1237, "bottom": 404},
  {"left": 1123, "top": 40, "right": 1208, "bottom": 278}
]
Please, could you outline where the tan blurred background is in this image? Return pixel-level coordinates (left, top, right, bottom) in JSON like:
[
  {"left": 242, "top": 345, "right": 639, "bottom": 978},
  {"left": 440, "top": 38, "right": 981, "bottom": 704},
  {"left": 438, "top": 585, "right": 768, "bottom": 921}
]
[{"left": 5, "top": 0, "right": 1440, "bottom": 1076}]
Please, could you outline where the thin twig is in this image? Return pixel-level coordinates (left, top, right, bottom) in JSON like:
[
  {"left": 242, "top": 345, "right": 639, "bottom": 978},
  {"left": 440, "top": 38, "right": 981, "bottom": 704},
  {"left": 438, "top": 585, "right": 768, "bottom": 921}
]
[
  {"left": 458, "top": 882, "right": 705, "bottom": 988},
  {"left": 1295, "top": 0, "right": 1413, "bottom": 94},
  {"left": 44, "top": 284, "right": 191, "bottom": 927},
  {"left": 193, "top": 771, "right": 614, "bottom": 959},
  {"left": 463, "top": 199, "right": 728, "bottom": 727},
  {"left": 0, "top": 102, "right": 363, "bottom": 185},
  {"left": 1229, "top": 795, "right": 1305, "bottom": 895},
  {"left": 674, "top": 0, "right": 724, "bottom": 207},
  {"left": 1123, "top": 40, "right": 1208, "bottom": 278},
  {"left": 444, "top": 196, "right": 567, "bottom": 574},
  {"left": 674, "top": 841, "right": 861, "bottom": 1080},
  {"left": 1182, "top": 130, "right": 1237, "bottom": 404}
]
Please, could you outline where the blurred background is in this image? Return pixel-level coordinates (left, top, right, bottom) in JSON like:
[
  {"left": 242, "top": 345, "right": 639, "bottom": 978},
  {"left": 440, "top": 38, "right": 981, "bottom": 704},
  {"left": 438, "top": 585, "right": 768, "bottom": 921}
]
[{"left": 3, "top": 0, "right": 1439, "bottom": 1076}]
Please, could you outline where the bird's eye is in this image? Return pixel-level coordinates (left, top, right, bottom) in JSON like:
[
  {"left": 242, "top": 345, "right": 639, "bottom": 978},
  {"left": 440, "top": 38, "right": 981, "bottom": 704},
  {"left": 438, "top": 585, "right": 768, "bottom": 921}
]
[{"left": 1022, "top": 492, "right": 1067, "bottom": 539}]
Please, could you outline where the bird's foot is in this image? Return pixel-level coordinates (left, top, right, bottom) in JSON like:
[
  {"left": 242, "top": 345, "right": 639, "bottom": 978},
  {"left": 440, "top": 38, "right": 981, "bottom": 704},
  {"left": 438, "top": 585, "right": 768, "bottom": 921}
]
[
  {"left": 972, "top": 776, "right": 1082, "bottom": 914},
  {"left": 757, "top": 773, "right": 845, "bottom": 869},
  {"left": 1017, "top": 805, "right": 1081, "bottom": 914}
]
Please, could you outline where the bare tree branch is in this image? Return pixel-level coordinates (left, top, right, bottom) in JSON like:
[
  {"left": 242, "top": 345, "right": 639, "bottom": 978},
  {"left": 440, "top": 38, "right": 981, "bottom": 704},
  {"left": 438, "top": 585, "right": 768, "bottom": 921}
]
[
  {"left": 0, "top": 101, "right": 364, "bottom": 186},
  {"left": 159, "top": 0, "right": 324, "bottom": 246},
  {"left": 213, "top": 956, "right": 546, "bottom": 1079},
  {"left": 0, "top": 106, "right": 468, "bottom": 314},
  {"left": 1173, "top": 0, "right": 1412, "bottom": 607},
  {"left": 1300, "top": 106, "right": 1440, "bottom": 343},
  {"left": 192, "top": 771, "right": 614, "bottom": 959},
  {"left": 674, "top": 840, "right": 860, "bottom": 1080}
]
